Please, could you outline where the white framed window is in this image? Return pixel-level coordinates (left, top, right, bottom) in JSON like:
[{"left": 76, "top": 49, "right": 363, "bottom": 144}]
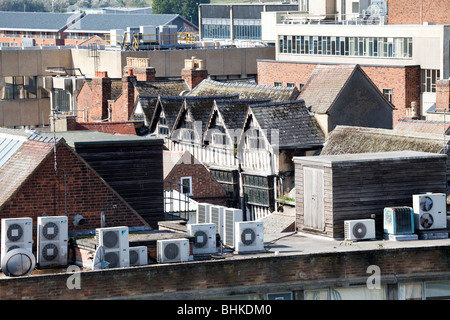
[
  {"left": 181, "top": 177, "right": 193, "bottom": 196},
  {"left": 382, "top": 88, "right": 393, "bottom": 103},
  {"left": 421, "top": 69, "right": 440, "bottom": 93}
]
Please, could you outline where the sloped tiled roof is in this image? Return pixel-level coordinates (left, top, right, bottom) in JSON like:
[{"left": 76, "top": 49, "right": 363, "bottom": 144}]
[
  {"left": 66, "top": 13, "right": 182, "bottom": 33},
  {"left": 188, "top": 79, "right": 299, "bottom": 102},
  {"left": 134, "top": 79, "right": 190, "bottom": 96},
  {"left": 249, "top": 101, "right": 325, "bottom": 148},
  {"left": 298, "top": 64, "right": 357, "bottom": 114},
  {"left": 395, "top": 119, "right": 450, "bottom": 135},
  {"left": 0, "top": 11, "right": 83, "bottom": 31},
  {"left": 153, "top": 96, "right": 187, "bottom": 133},
  {"left": 214, "top": 98, "right": 270, "bottom": 131},
  {"left": 138, "top": 95, "right": 160, "bottom": 125},
  {"left": 85, "top": 79, "right": 123, "bottom": 101},
  {"left": 0, "top": 132, "right": 58, "bottom": 209},
  {"left": 321, "top": 125, "right": 450, "bottom": 156}
]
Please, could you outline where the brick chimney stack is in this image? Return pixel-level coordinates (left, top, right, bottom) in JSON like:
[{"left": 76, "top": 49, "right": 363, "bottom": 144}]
[
  {"left": 123, "top": 57, "right": 156, "bottom": 82},
  {"left": 436, "top": 79, "right": 450, "bottom": 112},
  {"left": 122, "top": 68, "right": 137, "bottom": 121},
  {"left": 181, "top": 56, "right": 208, "bottom": 90},
  {"left": 90, "top": 71, "right": 111, "bottom": 121}
]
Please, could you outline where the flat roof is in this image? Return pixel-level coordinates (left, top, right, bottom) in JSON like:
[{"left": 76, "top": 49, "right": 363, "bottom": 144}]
[{"left": 294, "top": 150, "right": 447, "bottom": 167}]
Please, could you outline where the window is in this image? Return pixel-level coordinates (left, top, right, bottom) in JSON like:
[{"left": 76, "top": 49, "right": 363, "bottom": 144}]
[
  {"left": 52, "top": 88, "right": 70, "bottom": 112},
  {"left": 243, "top": 175, "right": 272, "bottom": 207},
  {"left": 1, "top": 76, "right": 37, "bottom": 100},
  {"left": 286, "top": 82, "right": 296, "bottom": 88},
  {"left": 299, "top": 83, "right": 305, "bottom": 91},
  {"left": 382, "top": 88, "right": 393, "bottom": 103},
  {"left": 278, "top": 35, "right": 412, "bottom": 59},
  {"left": 352, "top": 1, "right": 360, "bottom": 14},
  {"left": 158, "top": 111, "right": 169, "bottom": 136},
  {"left": 180, "top": 177, "right": 192, "bottom": 196},
  {"left": 212, "top": 124, "right": 228, "bottom": 146},
  {"left": 421, "top": 69, "right": 441, "bottom": 93},
  {"left": 273, "top": 82, "right": 282, "bottom": 87},
  {"left": 245, "top": 128, "right": 265, "bottom": 150}
]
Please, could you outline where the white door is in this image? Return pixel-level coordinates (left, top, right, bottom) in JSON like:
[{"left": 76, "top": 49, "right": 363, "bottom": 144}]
[{"left": 303, "top": 167, "right": 325, "bottom": 231}]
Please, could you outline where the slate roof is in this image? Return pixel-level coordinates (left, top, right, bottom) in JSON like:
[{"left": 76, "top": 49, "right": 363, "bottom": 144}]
[
  {"left": 0, "top": 11, "right": 82, "bottom": 31},
  {"left": 0, "top": 131, "right": 59, "bottom": 209},
  {"left": 134, "top": 79, "right": 190, "bottom": 97},
  {"left": 321, "top": 125, "right": 450, "bottom": 156},
  {"left": 150, "top": 96, "right": 187, "bottom": 133},
  {"left": 188, "top": 79, "right": 299, "bottom": 102},
  {"left": 395, "top": 119, "right": 450, "bottom": 135},
  {"left": 298, "top": 64, "right": 360, "bottom": 114},
  {"left": 66, "top": 13, "right": 182, "bottom": 33},
  {"left": 248, "top": 100, "right": 325, "bottom": 148},
  {"left": 210, "top": 98, "right": 270, "bottom": 134}
]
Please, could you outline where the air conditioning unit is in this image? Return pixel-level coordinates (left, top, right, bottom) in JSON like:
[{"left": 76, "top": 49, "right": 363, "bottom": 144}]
[
  {"left": 157, "top": 238, "right": 190, "bottom": 263},
  {"left": 187, "top": 223, "right": 217, "bottom": 254},
  {"left": 1, "top": 218, "right": 33, "bottom": 264},
  {"left": 223, "top": 208, "right": 243, "bottom": 248},
  {"left": 209, "top": 205, "right": 225, "bottom": 240},
  {"left": 413, "top": 193, "right": 447, "bottom": 230},
  {"left": 196, "top": 203, "right": 211, "bottom": 224},
  {"left": 129, "top": 246, "right": 148, "bottom": 266},
  {"left": 37, "top": 216, "right": 68, "bottom": 267},
  {"left": 344, "top": 219, "right": 376, "bottom": 241},
  {"left": 383, "top": 207, "right": 414, "bottom": 235},
  {"left": 234, "top": 221, "right": 264, "bottom": 253},
  {"left": 95, "top": 226, "right": 130, "bottom": 268}
]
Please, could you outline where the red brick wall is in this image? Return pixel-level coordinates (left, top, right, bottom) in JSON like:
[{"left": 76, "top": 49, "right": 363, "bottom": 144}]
[
  {"left": 76, "top": 83, "right": 93, "bottom": 121},
  {"left": 436, "top": 79, "right": 450, "bottom": 111},
  {"left": 75, "top": 121, "right": 137, "bottom": 135},
  {"left": 387, "top": 0, "right": 450, "bottom": 24},
  {"left": 257, "top": 60, "right": 421, "bottom": 125},
  {"left": 0, "top": 142, "right": 147, "bottom": 241},
  {"left": 164, "top": 162, "right": 228, "bottom": 206},
  {"left": 181, "top": 69, "right": 209, "bottom": 90},
  {"left": 0, "top": 244, "right": 449, "bottom": 299},
  {"left": 257, "top": 60, "right": 316, "bottom": 90}
]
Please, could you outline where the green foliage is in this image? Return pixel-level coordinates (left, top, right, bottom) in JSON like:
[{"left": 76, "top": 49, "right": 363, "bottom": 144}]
[{"left": 152, "top": 0, "right": 210, "bottom": 26}]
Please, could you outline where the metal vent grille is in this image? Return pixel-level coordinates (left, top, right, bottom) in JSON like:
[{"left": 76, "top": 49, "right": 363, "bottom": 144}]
[
  {"left": 198, "top": 205, "right": 206, "bottom": 223},
  {"left": 224, "top": 209, "right": 234, "bottom": 246},
  {"left": 211, "top": 207, "right": 219, "bottom": 227},
  {"left": 392, "top": 207, "right": 413, "bottom": 233}
]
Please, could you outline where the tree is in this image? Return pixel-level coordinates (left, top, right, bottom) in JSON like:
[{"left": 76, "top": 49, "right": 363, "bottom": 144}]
[{"left": 152, "top": 0, "right": 210, "bottom": 27}]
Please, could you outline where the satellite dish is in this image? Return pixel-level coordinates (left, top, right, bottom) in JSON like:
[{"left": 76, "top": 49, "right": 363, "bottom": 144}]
[
  {"left": 1, "top": 248, "right": 36, "bottom": 277},
  {"left": 92, "top": 246, "right": 109, "bottom": 270}
]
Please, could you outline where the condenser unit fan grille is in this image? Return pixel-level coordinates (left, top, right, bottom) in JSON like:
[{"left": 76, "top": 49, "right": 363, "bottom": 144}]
[
  {"left": 194, "top": 230, "right": 208, "bottom": 248},
  {"left": 102, "top": 231, "right": 119, "bottom": 249},
  {"left": 42, "top": 243, "right": 58, "bottom": 261},
  {"left": 352, "top": 222, "right": 367, "bottom": 239},
  {"left": 130, "top": 250, "right": 139, "bottom": 265},
  {"left": 7, "top": 224, "right": 23, "bottom": 242},
  {"left": 420, "top": 196, "right": 434, "bottom": 212},
  {"left": 42, "top": 222, "right": 59, "bottom": 240},
  {"left": 105, "top": 252, "right": 119, "bottom": 268},
  {"left": 241, "top": 228, "right": 256, "bottom": 245},
  {"left": 420, "top": 213, "right": 434, "bottom": 229},
  {"left": 164, "top": 243, "right": 180, "bottom": 260}
]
